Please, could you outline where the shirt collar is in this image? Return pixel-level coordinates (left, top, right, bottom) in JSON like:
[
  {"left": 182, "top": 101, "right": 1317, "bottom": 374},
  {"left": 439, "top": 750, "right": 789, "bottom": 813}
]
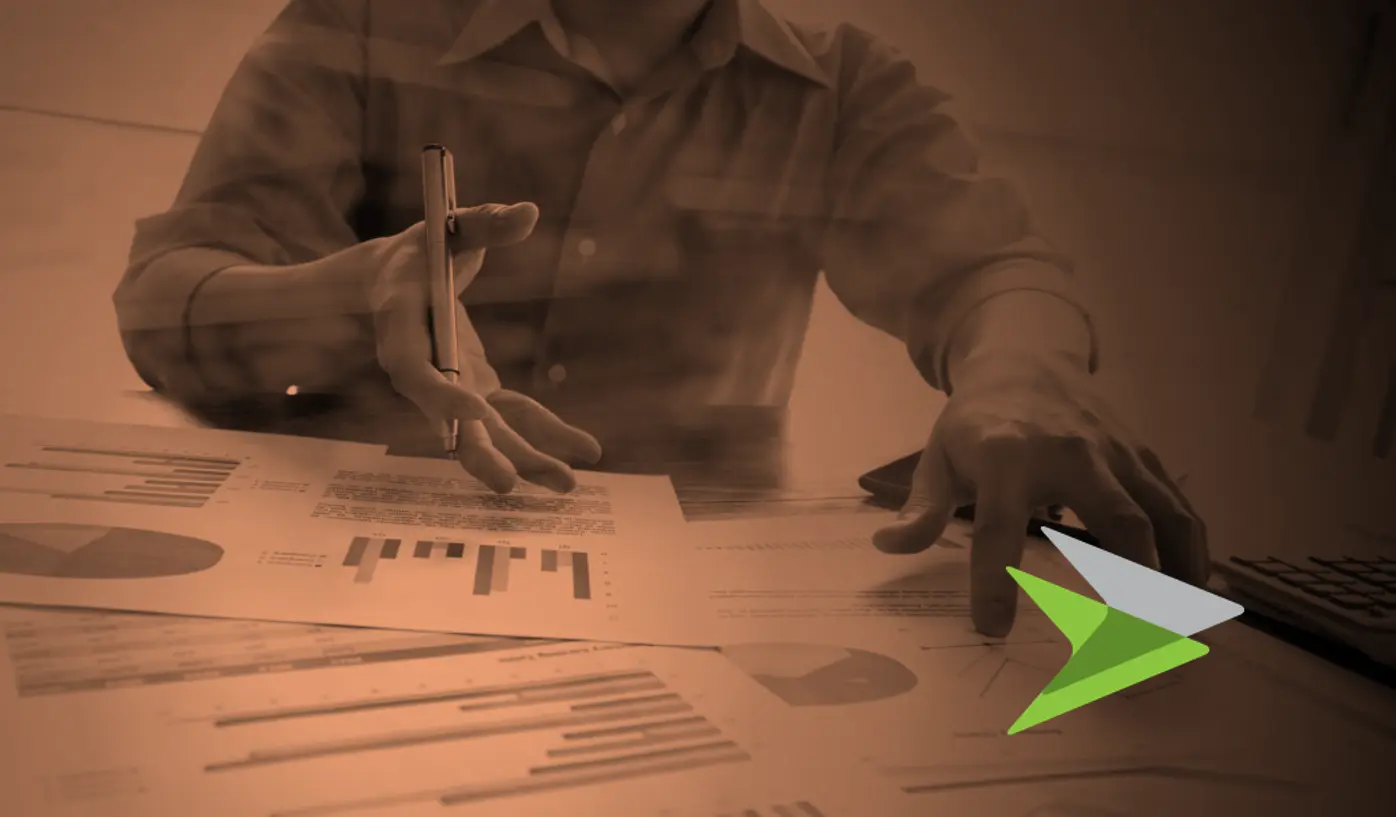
[{"left": 437, "top": 0, "right": 829, "bottom": 88}]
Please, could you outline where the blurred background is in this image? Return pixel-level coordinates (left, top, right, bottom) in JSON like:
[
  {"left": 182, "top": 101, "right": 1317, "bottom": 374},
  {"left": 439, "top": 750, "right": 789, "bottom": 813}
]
[{"left": 0, "top": 0, "right": 1392, "bottom": 559}]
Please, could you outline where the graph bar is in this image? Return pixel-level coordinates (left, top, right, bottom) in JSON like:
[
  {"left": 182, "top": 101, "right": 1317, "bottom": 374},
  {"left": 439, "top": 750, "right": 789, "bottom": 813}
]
[
  {"left": 49, "top": 493, "right": 204, "bottom": 508},
  {"left": 103, "top": 489, "right": 207, "bottom": 502},
  {"left": 541, "top": 549, "right": 558, "bottom": 572},
  {"left": 6, "top": 463, "right": 223, "bottom": 481},
  {"left": 509, "top": 547, "right": 527, "bottom": 560},
  {"left": 473, "top": 545, "right": 496, "bottom": 596},
  {"left": 131, "top": 460, "right": 237, "bottom": 472},
  {"left": 492, "top": 545, "right": 511, "bottom": 592},
  {"left": 438, "top": 743, "right": 750, "bottom": 806},
  {"left": 572, "top": 552, "right": 591, "bottom": 600},
  {"left": 380, "top": 540, "right": 401, "bottom": 560},
  {"left": 343, "top": 538, "right": 369, "bottom": 568},
  {"left": 461, "top": 677, "right": 664, "bottom": 713},
  {"left": 38, "top": 446, "right": 241, "bottom": 467},
  {"left": 560, "top": 715, "right": 708, "bottom": 741},
  {"left": 545, "top": 724, "right": 721, "bottom": 758},
  {"left": 206, "top": 699, "right": 693, "bottom": 769},
  {"left": 215, "top": 671, "right": 656, "bottom": 726},
  {"left": 446, "top": 542, "right": 465, "bottom": 559},
  {"left": 572, "top": 693, "right": 681, "bottom": 712},
  {"left": 413, "top": 541, "right": 433, "bottom": 559},
  {"left": 354, "top": 542, "right": 382, "bottom": 584},
  {"left": 529, "top": 740, "right": 742, "bottom": 777}
]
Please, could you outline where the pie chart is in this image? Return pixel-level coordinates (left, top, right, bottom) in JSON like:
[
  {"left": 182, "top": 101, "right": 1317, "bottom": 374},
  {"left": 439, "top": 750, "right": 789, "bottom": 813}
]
[
  {"left": 721, "top": 642, "right": 918, "bottom": 707},
  {"left": 0, "top": 523, "right": 223, "bottom": 579}
]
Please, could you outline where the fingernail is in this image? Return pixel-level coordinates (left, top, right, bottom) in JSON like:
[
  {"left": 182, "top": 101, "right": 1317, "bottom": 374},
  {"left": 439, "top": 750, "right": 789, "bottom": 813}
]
[
  {"left": 487, "top": 474, "right": 518, "bottom": 494},
  {"left": 974, "top": 600, "right": 1014, "bottom": 638},
  {"left": 539, "top": 469, "right": 577, "bottom": 494},
  {"left": 873, "top": 523, "right": 925, "bottom": 554}
]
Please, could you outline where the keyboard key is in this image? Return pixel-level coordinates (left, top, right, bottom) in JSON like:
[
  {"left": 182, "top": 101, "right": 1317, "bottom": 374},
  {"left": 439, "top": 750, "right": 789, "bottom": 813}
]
[
  {"left": 1327, "top": 594, "right": 1377, "bottom": 610},
  {"left": 1370, "top": 592, "right": 1396, "bottom": 609},
  {"left": 1240, "top": 558, "right": 1297, "bottom": 577},
  {"left": 1302, "top": 583, "right": 1349, "bottom": 597}
]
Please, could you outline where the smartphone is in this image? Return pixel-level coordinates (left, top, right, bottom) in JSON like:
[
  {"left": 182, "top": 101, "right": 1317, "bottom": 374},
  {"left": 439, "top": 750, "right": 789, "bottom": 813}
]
[{"left": 857, "top": 451, "right": 1098, "bottom": 544}]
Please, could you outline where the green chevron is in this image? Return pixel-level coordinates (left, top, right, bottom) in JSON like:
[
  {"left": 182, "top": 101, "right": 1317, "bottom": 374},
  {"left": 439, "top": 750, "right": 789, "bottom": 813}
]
[{"left": 1004, "top": 567, "right": 1209, "bottom": 735}]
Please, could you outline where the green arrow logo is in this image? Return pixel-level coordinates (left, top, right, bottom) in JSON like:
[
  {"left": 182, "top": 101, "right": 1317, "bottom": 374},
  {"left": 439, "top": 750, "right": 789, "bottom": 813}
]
[{"left": 1005, "top": 529, "right": 1244, "bottom": 735}]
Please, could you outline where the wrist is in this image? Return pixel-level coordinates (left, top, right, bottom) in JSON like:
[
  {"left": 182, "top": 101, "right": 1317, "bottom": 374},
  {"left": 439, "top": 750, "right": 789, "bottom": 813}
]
[
  {"left": 947, "top": 347, "right": 1091, "bottom": 398},
  {"left": 945, "top": 290, "right": 1094, "bottom": 392}
]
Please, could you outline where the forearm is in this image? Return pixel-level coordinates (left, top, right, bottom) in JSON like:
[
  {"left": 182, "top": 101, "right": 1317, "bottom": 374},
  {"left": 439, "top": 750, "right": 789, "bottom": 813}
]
[
  {"left": 945, "top": 289, "right": 1095, "bottom": 392},
  {"left": 115, "top": 249, "right": 373, "bottom": 401}
]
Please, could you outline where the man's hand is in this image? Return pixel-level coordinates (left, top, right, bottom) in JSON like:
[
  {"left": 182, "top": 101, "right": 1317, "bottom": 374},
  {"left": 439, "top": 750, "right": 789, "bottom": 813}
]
[
  {"left": 363, "top": 201, "right": 601, "bottom": 493},
  {"left": 871, "top": 351, "right": 1208, "bottom": 637}
]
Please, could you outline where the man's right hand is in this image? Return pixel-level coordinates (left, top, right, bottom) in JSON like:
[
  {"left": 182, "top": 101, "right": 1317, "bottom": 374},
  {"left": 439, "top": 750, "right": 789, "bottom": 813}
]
[{"left": 337, "top": 201, "right": 601, "bottom": 494}]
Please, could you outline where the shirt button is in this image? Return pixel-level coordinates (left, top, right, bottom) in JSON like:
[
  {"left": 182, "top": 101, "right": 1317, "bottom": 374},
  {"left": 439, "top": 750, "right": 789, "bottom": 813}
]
[
  {"left": 610, "top": 113, "right": 627, "bottom": 134},
  {"left": 577, "top": 237, "right": 597, "bottom": 258},
  {"left": 547, "top": 363, "right": 568, "bottom": 384}
]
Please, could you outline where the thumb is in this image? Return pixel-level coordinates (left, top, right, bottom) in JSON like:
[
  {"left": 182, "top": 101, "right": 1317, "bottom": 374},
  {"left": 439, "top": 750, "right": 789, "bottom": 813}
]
[
  {"left": 872, "top": 440, "right": 959, "bottom": 554},
  {"left": 448, "top": 202, "right": 539, "bottom": 252}
]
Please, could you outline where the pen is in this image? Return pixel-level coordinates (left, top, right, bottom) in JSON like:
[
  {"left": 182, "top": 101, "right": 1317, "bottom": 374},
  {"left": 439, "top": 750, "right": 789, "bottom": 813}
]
[{"left": 421, "top": 144, "right": 460, "bottom": 455}]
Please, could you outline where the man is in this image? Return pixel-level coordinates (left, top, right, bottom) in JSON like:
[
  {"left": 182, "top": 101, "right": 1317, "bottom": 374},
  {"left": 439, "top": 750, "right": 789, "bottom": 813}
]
[{"left": 113, "top": 0, "right": 1208, "bottom": 636}]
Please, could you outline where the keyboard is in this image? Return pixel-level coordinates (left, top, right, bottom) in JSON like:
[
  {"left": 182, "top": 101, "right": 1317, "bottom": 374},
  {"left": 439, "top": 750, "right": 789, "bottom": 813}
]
[{"left": 1213, "top": 554, "right": 1396, "bottom": 667}]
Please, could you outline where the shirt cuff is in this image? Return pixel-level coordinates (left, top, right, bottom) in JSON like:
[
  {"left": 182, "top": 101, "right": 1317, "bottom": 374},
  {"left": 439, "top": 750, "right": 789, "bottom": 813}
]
[
  {"left": 915, "top": 259, "right": 1099, "bottom": 391},
  {"left": 114, "top": 247, "right": 254, "bottom": 397}
]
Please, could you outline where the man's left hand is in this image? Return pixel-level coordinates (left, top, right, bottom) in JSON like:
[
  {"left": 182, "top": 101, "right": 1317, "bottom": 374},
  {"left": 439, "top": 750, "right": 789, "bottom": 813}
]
[{"left": 871, "top": 351, "right": 1209, "bottom": 637}]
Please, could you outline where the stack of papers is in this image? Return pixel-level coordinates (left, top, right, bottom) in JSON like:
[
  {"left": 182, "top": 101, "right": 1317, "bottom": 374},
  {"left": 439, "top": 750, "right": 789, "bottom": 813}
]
[{"left": 0, "top": 414, "right": 1322, "bottom": 816}]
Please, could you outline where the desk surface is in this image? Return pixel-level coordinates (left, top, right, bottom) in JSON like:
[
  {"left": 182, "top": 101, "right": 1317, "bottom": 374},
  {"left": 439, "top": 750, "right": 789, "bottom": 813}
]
[{"left": 2, "top": 390, "right": 1391, "bottom": 812}]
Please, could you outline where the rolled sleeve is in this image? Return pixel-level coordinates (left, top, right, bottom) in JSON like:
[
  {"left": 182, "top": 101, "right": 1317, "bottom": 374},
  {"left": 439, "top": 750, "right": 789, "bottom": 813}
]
[
  {"left": 112, "top": 0, "right": 369, "bottom": 397},
  {"left": 818, "top": 31, "right": 1096, "bottom": 392}
]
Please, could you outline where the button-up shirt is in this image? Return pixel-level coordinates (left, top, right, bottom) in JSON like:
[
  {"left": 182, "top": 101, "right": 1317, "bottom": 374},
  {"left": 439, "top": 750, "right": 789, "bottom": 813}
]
[{"left": 115, "top": 0, "right": 1089, "bottom": 428}]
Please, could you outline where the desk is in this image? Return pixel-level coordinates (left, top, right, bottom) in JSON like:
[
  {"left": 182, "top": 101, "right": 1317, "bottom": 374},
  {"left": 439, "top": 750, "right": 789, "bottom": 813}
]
[{"left": 2, "top": 388, "right": 1389, "bottom": 816}]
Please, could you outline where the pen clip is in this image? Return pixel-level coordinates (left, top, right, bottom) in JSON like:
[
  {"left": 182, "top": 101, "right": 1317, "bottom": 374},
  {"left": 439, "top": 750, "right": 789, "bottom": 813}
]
[{"left": 441, "top": 150, "right": 457, "bottom": 235}]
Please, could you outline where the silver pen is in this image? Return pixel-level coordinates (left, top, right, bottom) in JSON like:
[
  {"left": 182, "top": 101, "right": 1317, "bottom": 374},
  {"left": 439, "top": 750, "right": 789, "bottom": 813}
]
[{"left": 421, "top": 144, "right": 459, "bottom": 454}]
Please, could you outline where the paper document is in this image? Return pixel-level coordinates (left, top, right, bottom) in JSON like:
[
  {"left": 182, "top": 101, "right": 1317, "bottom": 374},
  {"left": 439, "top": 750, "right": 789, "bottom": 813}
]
[
  {"left": 720, "top": 624, "right": 1353, "bottom": 799},
  {"left": 0, "top": 413, "right": 386, "bottom": 513},
  {"left": 0, "top": 416, "right": 707, "bottom": 646},
  {"left": 679, "top": 512, "right": 1065, "bottom": 648},
  {"left": 0, "top": 614, "right": 926, "bottom": 817}
]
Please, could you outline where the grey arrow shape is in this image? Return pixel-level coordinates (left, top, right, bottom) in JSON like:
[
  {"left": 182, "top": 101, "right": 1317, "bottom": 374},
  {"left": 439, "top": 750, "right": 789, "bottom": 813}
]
[{"left": 1041, "top": 528, "right": 1244, "bottom": 636}]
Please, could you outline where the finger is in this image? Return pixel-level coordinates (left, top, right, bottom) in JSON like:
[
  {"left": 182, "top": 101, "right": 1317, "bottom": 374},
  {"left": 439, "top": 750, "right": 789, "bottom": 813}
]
[
  {"left": 454, "top": 418, "right": 520, "bottom": 494},
  {"left": 873, "top": 440, "right": 962, "bottom": 554},
  {"left": 970, "top": 471, "right": 1036, "bottom": 638},
  {"left": 481, "top": 411, "right": 579, "bottom": 494},
  {"left": 1062, "top": 451, "right": 1158, "bottom": 571},
  {"left": 1135, "top": 447, "right": 1210, "bottom": 586},
  {"left": 447, "top": 202, "right": 540, "bottom": 253},
  {"left": 490, "top": 392, "right": 603, "bottom": 465},
  {"left": 387, "top": 361, "right": 491, "bottom": 426}
]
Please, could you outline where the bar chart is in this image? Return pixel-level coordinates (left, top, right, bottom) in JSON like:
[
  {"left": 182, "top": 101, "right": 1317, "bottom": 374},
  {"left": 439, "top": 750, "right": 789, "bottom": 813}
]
[
  {"left": 341, "top": 537, "right": 593, "bottom": 600},
  {"left": 1, "top": 605, "right": 552, "bottom": 697},
  {"left": 0, "top": 444, "right": 242, "bottom": 509},
  {"left": 199, "top": 668, "right": 753, "bottom": 815}
]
